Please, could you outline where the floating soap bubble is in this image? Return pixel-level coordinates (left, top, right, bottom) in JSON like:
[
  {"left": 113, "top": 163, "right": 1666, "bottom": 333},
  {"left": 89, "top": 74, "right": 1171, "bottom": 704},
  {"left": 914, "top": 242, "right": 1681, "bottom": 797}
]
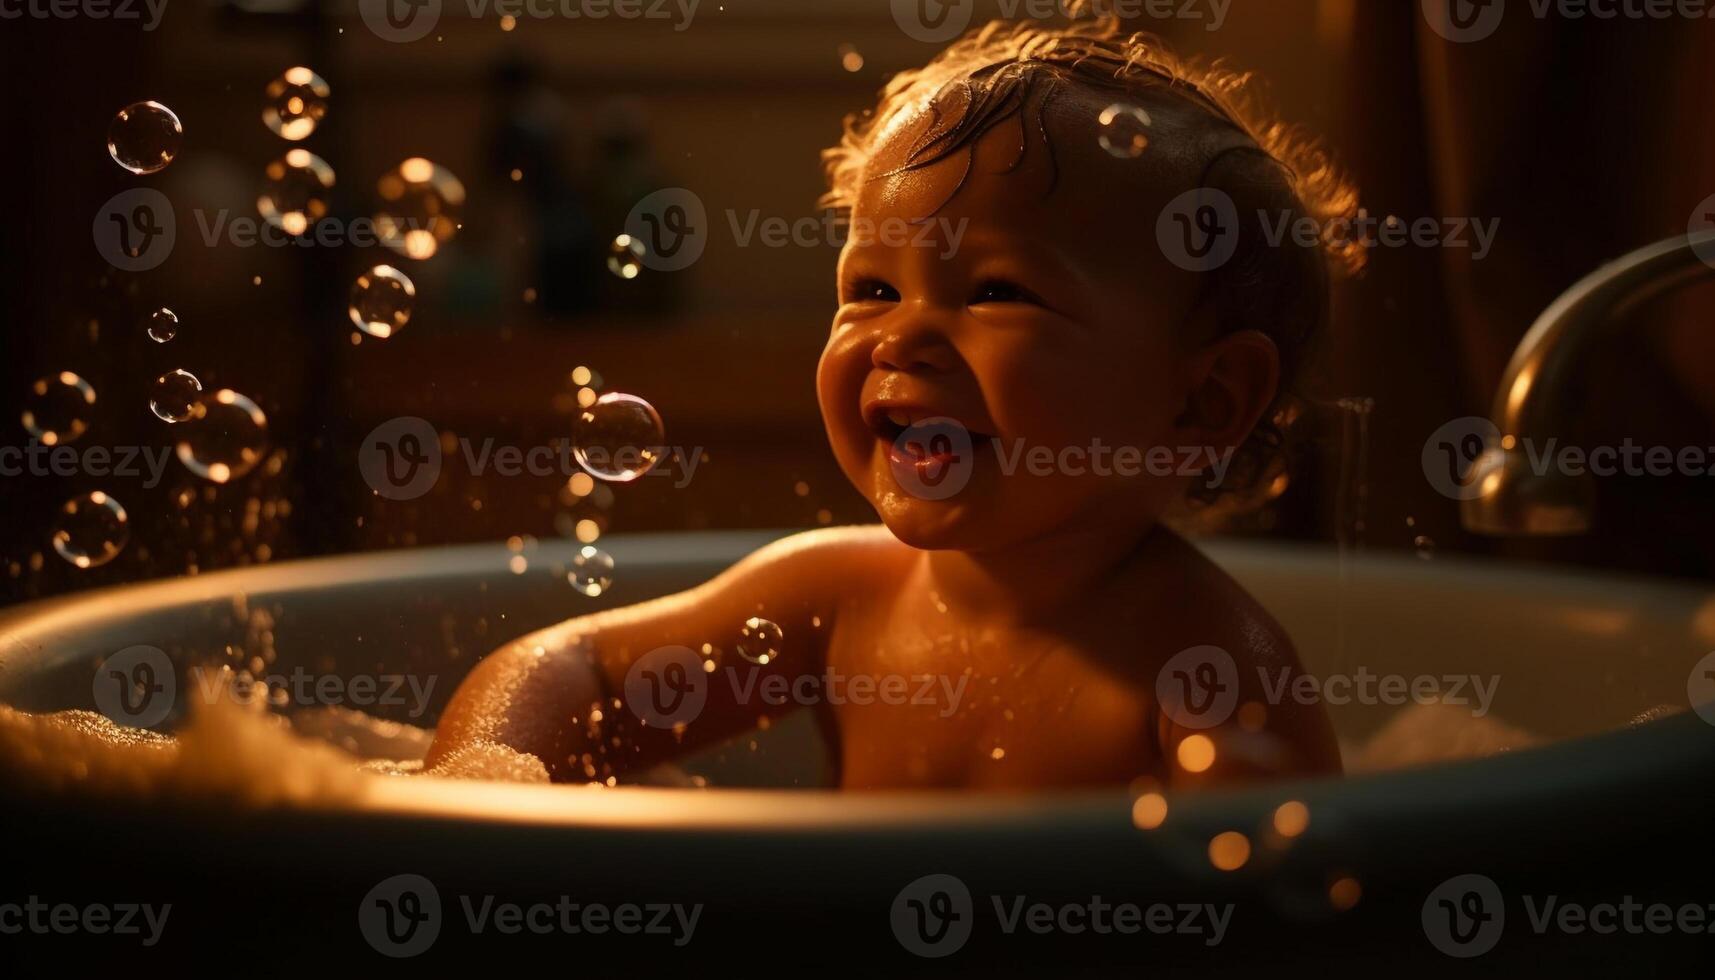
[
  {"left": 567, "top": 546, "right": 614, "bottom": 597},
  {"left": 262, "top": 67, "right": 330, "bottom": 141},
  {"left": 348, "top": 265, "right": 416, "bottom": 338},
  {"left": 258, "top": 149, "right": 334, "bottom": 236},
  {"left": 22, "top": 372, "right": 96, "bottom": 446},
  {"left": 107, "top": 101, "right": 183, "bottom": 175},
  {"left": 149, "top": 369, "right": 202, "bottom": 423},
  {"left": 574, "top": 392, "right": 665, "bottom": 482},
  {"left": 606, "top": 234, "right": 645, "bottom": 279},
  {"left": 143, "top": 307, "right": 179, "bottom": 343},
  {"left": 51, "top": 492, "right": 130, "bottom": 569},
  {"left": 175, "top": 389, "right": 269, "bottom": 484},
  {"left": 375, "top": 158, "right": 465, "bottom": 260},
  {"left": 738, "top": 617, "right": 783, "bottom": 665},
  {"left": 1098, "top": 103, "right": 1151, "bottom": 159}
]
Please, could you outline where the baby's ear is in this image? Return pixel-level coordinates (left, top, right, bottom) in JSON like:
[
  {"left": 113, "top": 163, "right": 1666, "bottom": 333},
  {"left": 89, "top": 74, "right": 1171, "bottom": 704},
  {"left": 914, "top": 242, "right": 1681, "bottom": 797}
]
[{"left": 1173, "top": 329, "right": 1280, "bottom": 456}]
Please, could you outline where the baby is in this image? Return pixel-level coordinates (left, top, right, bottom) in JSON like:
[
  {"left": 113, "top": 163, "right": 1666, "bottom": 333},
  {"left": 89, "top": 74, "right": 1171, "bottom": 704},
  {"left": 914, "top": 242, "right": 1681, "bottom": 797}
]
[{"left": 428, "top": 18, "right": 1360, "bottom": 790}]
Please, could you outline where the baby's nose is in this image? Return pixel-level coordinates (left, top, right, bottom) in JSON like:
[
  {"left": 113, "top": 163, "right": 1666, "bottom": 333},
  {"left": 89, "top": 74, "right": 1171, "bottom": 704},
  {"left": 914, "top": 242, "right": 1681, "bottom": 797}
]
[{"left": 870, "top": 326, "right": 958, "bottom": 374}]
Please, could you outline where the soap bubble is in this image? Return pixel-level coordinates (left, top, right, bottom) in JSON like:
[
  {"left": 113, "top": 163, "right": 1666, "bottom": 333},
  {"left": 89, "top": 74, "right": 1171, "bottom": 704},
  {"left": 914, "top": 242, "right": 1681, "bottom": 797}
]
[
  {"left": 574, "top": 392, "right": 665, "bottom": 482},
  {"left": 143, "top": 307, "right": 179, "bottom": 343},
  {"left": 22, "top": 372, "right": 96, "bottom": 446},
  {"left": 606, "top": 234, "right": 644, "bottom": 279},
  {"left": 52, "top": 492, "right": 130, "bottom": 569},
  {"left": 737, "top": 617, "right": 783, "bottom": 665},
  {"left": 258, "top": 149, "right": 334, "bottom": 236},
  {"left": 567, "top": 546, "right": 615, "bottom": 597},
  {"left": 375, "top": 158, "right": 465, "bottom": 260},
  {"left": 1098, "top": 103, "right": 1151, "bottom": 159},
  {"left": 262, "top": 67, "right": 330, "bottom": 141},
  {"left": 107, "top": 101, "right": 183, "bottom": 175},
  {"left": 149, "top": 368, "right": 202, "bottom": 423},
  {"left": 175, "top": 389, "right": 269, "bottom": 484},
  {"left": 348, "top": 265, "right": 416, "bottom": 338}
]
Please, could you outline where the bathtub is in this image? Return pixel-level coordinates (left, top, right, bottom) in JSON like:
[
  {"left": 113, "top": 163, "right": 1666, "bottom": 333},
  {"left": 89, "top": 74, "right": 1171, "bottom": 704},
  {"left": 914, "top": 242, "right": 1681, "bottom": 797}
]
[{"left": 1, "top": 531, "right": 1711, "bottom": 970}]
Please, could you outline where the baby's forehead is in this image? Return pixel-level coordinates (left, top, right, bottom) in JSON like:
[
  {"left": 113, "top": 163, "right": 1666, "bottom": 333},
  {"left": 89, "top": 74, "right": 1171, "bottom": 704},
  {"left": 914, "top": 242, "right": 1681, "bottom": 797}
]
[{"left": 854, "top": 77, "right": 1237, "bottom": 228}]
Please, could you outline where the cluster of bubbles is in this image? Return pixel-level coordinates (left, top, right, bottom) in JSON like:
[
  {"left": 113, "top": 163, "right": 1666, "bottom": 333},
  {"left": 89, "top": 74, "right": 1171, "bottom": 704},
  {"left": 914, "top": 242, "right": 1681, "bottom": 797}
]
[{"left": 68, "top": 96, "right": 277, "bottom": 572}]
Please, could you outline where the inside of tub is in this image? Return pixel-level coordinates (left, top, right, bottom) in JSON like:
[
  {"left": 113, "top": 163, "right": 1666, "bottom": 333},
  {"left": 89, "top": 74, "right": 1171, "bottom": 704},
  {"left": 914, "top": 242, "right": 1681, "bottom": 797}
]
[{"left": 2, "top": 533, "right": 1707, "bottom": 807}]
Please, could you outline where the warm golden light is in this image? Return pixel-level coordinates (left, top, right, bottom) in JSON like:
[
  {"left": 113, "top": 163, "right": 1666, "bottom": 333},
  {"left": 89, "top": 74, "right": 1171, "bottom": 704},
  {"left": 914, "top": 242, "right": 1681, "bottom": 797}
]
[
  {"left": 1329, "top": 876, "right": 1362, "bottom": 910},
  {"left": 1272, "top": 800, "right": 1310, "bottom": 838},
  {"left": 1176, "top": 734, "right": 1216, "bottom": 773},
  {"left": 400, "top": 157, "right": 435, "bottom": 183},
  {"left": 1208, "top": 831, "right": 1251, "bottom": 871},
  {"left": 1131, "top": 792, "right": 1168, "bottom": 830}
]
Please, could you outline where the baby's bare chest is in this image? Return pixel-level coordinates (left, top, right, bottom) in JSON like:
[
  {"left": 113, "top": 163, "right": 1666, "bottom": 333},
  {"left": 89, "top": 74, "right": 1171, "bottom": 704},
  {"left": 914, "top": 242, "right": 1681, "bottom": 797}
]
[{"left": 822, "top": 607, "right": 1159, "bottom": 788}]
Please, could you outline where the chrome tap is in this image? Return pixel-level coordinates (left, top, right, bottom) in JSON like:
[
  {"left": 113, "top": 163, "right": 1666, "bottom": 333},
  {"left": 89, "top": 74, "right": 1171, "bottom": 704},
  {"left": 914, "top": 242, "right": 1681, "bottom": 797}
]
[{"left": 1462, "top": 230, "right": 1715, "bottom": 535}]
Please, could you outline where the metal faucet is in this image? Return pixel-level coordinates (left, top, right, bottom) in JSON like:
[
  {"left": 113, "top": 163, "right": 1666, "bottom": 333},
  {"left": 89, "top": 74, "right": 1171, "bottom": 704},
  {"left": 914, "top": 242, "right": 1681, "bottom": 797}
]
[{"left": 1461, "top": 230, "right": 1715, "bottom": 535}]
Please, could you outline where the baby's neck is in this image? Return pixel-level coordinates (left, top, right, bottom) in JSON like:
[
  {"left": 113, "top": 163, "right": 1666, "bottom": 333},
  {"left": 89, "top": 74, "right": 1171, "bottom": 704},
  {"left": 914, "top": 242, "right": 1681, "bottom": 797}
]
[{"left": 921, "top": 521, "right": 1170, "bottom": 626}]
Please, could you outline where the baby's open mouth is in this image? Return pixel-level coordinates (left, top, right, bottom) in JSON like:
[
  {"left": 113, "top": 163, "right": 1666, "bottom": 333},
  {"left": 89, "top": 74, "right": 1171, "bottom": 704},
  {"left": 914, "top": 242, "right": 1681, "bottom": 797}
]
[{"left": 862, "top": 408, "right": 988, "bottom": 493}]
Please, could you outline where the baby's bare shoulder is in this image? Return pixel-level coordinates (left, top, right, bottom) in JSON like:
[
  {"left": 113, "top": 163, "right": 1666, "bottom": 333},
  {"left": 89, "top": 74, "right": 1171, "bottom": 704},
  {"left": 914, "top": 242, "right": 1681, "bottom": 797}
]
[{"left": 729, "top": 525, "right": 916, "bottom": 598}]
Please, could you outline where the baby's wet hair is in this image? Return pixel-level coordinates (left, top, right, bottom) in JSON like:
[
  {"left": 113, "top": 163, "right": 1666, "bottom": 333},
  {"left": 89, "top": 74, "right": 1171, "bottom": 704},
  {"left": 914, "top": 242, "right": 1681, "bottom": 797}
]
[{"left": 822, "top": 15, "right": 1366, "bottom": 510}]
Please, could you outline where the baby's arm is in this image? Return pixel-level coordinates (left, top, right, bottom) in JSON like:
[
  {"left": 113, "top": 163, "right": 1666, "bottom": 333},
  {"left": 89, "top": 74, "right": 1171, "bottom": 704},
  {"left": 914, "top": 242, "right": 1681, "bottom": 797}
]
[{"left": 425, "top": 528, "right": 879, "bottom": 781}]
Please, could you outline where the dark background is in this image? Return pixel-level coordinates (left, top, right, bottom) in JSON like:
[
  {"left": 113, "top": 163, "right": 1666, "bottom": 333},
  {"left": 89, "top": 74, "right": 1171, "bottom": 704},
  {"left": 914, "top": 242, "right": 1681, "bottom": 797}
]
[{"left": 2, "top": 0, "right": 1713, "bottom": 606}]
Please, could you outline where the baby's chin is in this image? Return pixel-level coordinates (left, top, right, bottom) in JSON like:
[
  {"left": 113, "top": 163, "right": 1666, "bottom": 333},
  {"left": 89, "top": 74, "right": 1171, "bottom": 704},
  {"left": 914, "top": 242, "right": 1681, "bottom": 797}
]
[{"left": 870, "top": 487, "right": 981, "bottom": 550}]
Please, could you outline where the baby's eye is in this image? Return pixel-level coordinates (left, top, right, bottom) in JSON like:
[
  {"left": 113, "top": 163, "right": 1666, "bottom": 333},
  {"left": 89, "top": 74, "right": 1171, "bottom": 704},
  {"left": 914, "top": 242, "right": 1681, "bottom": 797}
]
[
  {"left": 971, "top": 280, "right": 1036, "bottom": 306},
  {"left": 846, "top": 278, "right": 900, "bottom": 304}
]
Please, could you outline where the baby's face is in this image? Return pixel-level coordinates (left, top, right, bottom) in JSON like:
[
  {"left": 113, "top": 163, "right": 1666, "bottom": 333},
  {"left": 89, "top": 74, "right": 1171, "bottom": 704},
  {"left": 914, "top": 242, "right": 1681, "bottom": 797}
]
[{"left": 818, "top": 87, "right": 1240, "bottom": 552}]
